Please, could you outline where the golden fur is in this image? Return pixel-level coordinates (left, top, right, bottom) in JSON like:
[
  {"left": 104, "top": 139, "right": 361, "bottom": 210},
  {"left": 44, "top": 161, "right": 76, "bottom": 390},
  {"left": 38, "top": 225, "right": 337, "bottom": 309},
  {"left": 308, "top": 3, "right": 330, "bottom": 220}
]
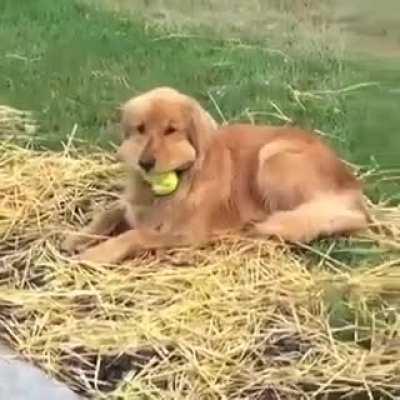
[{"left": 63, "top": 87, "right": 368, "bottom": 263}]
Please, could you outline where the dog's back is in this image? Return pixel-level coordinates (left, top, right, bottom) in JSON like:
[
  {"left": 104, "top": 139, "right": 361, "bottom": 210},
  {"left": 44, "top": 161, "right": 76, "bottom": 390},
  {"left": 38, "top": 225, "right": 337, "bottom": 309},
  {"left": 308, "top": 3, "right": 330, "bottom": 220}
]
[{"left": 202, "top": 124, "right": 367, "bottom": 240}]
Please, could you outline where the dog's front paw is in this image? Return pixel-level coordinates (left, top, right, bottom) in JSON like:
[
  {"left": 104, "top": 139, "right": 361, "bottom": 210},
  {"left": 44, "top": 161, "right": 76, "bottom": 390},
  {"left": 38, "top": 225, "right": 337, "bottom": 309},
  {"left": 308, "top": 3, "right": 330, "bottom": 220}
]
[
  {"left": 61, "top": 232, "right": 90, "bottom": 255},
  {"left": 74, "top": 240, "right": 124, "bottom": 265}
]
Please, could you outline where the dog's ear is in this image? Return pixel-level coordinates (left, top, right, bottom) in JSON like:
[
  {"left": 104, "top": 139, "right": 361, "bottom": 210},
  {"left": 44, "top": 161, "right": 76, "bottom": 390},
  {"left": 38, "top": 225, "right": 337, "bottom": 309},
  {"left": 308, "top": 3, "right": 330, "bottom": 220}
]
[{"left": 187, "top": 100, "right": 218, "bottom": 162}]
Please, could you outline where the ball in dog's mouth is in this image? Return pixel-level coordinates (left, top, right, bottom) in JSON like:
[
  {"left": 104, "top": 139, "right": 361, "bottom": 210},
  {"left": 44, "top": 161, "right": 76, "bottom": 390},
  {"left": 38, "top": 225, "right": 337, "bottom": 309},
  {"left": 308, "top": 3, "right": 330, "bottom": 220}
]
[{"left": 142, "top": 171, "right": 180, "bottom": 196}]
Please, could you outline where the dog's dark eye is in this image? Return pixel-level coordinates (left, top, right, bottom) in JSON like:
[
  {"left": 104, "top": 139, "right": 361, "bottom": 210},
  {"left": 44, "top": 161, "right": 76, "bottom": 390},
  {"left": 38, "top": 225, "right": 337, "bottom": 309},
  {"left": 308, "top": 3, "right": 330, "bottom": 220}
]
[
  {"left": 137, "top": 124, "right": 145, "bottom": 134},
  {"left": 164, "top": 126, "right": 177, "bottom": 136}
]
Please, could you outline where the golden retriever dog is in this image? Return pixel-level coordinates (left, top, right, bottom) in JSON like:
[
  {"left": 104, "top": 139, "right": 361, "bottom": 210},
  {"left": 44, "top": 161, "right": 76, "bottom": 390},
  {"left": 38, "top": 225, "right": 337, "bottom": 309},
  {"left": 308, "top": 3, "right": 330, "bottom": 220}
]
[{"left": 63, "top": 87, "right": 368, "bottom": 264}]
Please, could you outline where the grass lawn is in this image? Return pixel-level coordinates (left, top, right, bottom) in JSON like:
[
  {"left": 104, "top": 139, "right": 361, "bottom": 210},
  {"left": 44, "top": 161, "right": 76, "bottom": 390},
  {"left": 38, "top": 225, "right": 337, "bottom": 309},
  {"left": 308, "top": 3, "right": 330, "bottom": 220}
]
[
  {"left": 0, "top": 0, "right": 399, "bottom": 399},
  {"left": 1, "top": 0, "right": 399, "bottom": 169}
]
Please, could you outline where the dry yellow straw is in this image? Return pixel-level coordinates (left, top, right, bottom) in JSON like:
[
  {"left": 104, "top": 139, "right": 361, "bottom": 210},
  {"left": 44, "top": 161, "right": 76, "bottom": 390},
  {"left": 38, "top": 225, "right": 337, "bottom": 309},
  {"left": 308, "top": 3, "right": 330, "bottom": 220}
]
[
  {"left": 0, "top": 105, "right": 38, "bottom": 140},
  {"left": 0, "top": 142, "right": 399, "bottom": 399}
]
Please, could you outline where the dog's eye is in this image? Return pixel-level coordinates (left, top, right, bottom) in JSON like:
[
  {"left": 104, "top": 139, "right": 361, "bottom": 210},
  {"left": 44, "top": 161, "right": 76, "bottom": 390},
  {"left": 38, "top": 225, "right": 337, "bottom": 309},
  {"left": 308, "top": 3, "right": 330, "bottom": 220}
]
[
  {"left": 136, "top": 124, "right": 145, "bottom": 134},
  {"left": 164, "top": 126, "right": 177, "bottom": 136}
]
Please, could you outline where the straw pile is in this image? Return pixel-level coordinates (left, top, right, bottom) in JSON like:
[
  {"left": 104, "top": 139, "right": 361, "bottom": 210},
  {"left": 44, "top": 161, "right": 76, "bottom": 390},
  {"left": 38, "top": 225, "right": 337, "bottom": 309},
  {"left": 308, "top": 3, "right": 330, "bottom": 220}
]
[
  {"left": 0, "top": 105, "right": 38, "bottom": 141},
  {"left": 0, "top": 141, "right": 399, "bottom": 399}
]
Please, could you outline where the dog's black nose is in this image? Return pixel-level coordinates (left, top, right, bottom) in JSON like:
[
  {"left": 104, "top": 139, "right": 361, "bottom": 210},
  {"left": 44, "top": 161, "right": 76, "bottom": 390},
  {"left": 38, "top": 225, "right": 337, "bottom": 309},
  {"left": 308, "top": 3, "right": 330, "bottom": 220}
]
[{"left": 139, "top": 159, "right": 155, "bottom": 172}]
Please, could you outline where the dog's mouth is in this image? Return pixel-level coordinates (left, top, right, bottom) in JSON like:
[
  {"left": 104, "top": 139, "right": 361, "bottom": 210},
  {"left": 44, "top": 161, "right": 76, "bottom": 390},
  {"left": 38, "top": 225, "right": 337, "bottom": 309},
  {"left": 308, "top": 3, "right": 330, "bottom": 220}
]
[
  {"left": 138, "top": 161, "right": 193, "bottom": 196},
  {"left": 137, "top": 161, "right": 194, "bottom": 183},
  {"left": 174, "top": 161, "right": 194, "bottom": 175}
]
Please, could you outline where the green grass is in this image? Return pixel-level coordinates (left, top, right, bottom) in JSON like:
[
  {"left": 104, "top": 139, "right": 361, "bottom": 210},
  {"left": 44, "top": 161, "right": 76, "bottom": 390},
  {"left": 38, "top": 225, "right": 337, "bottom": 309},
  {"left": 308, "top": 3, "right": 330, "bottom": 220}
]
[{"left": 1, "top": 0, "right": 399, "bottom": 174}]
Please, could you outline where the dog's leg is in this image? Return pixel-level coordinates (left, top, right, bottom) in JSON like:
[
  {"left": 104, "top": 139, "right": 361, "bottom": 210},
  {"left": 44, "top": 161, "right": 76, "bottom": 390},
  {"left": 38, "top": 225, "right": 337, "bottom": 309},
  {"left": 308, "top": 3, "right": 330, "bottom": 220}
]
[
  {"left": 252, "top": 196, "right": 368, "bottom": 243},
  {"left": 75, "top": 228, "right": 200, "bottom": 264},
  {"left": 62, "top": 201, "right": 127, "bottom": 255}
]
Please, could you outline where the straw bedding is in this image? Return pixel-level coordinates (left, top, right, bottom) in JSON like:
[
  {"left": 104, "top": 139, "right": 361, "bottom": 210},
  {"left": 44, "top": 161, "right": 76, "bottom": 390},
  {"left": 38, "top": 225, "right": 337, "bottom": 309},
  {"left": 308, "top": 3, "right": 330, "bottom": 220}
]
[
  {"left": 0, "top": 139, "right": 400, "bottom": 399},
  {"left": 0, "top": 105, "right": 38, "bottom": 141}
]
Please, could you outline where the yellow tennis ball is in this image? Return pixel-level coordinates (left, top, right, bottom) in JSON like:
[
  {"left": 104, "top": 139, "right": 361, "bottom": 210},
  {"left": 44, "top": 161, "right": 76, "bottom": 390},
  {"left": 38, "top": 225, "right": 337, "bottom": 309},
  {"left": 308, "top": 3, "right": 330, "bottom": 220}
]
[{"left": 143, "top": 171, "right": 179, "bottom": 196}]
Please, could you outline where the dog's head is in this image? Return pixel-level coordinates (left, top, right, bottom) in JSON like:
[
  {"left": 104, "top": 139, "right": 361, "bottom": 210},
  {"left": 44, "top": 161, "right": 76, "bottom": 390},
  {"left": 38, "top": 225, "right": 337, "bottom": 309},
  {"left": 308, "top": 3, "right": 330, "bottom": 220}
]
[{"left": 117, "top": 87, "right": 217, "bottom": 176}]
